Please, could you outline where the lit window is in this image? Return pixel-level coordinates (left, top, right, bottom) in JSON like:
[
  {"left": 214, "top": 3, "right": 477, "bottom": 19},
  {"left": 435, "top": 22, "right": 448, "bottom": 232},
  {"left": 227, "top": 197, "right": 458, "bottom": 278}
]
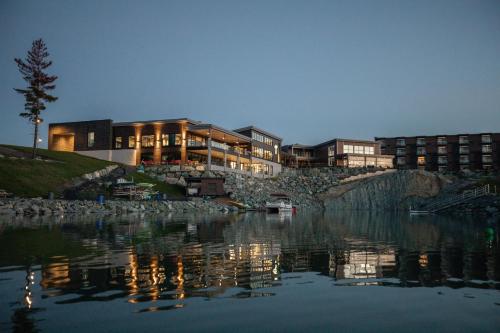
[
  {"left": 264, "top": 137, "right": 273, "bottom": 146},
  {"left": 87, "top": 131, "right": 95, "bottom": 148},
  {"left": 252, "top": 146, "right": 264, "bottom": 158},
  {"left": 482, "top": 155, "right": 492, "bottom": 163},
  {"left": 459, "top": 136, "right": 468, "bottom": 144},
  {"left": 482, "top": 145, "right": 492, "bottom": 153},
  {"left": 417, "top": 147, "right": 426, "bottom": 155},
  {"left": 128, "top": 136, "right": 135, "bottom": 148},
  {"left": 416, "top": 138, "right": 426, "bottom": 146},
  {"left": 274, "top": 145, "right": 278, "bottom": 155},
  {"left": 175, "top": 134, "right": 182, "bottom": 145},
  {"left": 162, "top": 134, "right": 169, "bottom": 146},
  {"left": 437, "top": 136, "right": 447, "bottom": 145},
  {"left": 354, "top": 146, "right": 364, "bottom": 154},
  {"left": 417, "top": 156, "right": 425, "bottom": 165},
  {"left": 365, "top": 146, "right": 374, "bottom": 155},
  {"left": 438, "top": 156, "right": 447, "bottom": 164},
  {"left": 396, "top": 138, "right": 406, "bottom": 146},
  {"left": 263, "top": 150, "right": 272, "bottom": 160},
  {"left": 344, "top": 145, "right": 354, "bottom": 154},
  {"left": 459, "top": 146, "right": 469, "bottom": 154},
  {"left": 141, "top": 135, "right": 154, "bottom": 148},
  {"left": 481, "top": 134, "right": 491, "bottom": 143},
  {"left": 438, "top": 146, "right": 447, "bottom": 155},
  {"left": 115, "top": 136, "right": 122, "bottom": 149}
]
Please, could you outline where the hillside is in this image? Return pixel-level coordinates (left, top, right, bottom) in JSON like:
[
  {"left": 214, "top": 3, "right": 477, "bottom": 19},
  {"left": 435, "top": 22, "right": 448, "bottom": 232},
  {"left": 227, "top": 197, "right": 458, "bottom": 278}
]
[{"left": 0, "top": 145, "right": 114, "bottom": 197}]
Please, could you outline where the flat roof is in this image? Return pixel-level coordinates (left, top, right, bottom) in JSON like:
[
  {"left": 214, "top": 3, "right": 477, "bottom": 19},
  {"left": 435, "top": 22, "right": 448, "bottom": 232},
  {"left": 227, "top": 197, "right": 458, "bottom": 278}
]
[
  {"left": 112, "top": 118, "right": 200, "bottom": 126},
  {"left": 189, "top": 124, "right": 251, "bottom": 144},
  {"left": 233, "top": 126, "right": 282, "bottom": 141},
  {"left": 314, "top": 138, "right": 380, "bottom": 148},
  {"left": 282, "top": 144, "right": 315, "bottom": 149},
  {"left": 375, "top": 132, "right": 499, "bottom": 140}
]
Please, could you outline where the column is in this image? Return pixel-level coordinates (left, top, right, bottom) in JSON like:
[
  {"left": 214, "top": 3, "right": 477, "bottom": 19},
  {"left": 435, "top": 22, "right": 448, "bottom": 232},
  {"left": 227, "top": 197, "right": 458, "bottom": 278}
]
[
  {"left": 207, "top": 129, "right": 212, "bottom": 171},
  {"left": 180, "top": 125, "right": 187, "bottom": 170},
  {"left": 135, "top": 126, "right": 142, "bottom": 165},
  {"left": 223, "top": 149, "right": 227, "bottom": 171},
  {"left": 237, "top": 150, "right": 241, "bottom": 172}
]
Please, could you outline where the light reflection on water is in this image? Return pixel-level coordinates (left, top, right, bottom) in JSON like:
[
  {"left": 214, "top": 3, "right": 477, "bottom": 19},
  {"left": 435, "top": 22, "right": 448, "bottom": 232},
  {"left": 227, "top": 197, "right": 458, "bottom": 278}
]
[{"left": 0, "top": 211, "right": 499, "bottom": 332}]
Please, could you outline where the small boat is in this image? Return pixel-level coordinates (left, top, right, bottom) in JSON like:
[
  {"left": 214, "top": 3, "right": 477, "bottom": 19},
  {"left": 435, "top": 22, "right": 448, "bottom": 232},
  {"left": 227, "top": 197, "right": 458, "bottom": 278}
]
[{"left": 266, "top": 194, "right": 293, "bottom": 214}]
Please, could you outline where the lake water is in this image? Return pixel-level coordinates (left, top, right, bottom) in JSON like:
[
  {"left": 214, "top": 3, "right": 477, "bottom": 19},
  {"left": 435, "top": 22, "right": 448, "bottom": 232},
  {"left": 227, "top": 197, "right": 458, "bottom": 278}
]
[{"left": 0, "top": 211, "right": 499, "bottom": 332}]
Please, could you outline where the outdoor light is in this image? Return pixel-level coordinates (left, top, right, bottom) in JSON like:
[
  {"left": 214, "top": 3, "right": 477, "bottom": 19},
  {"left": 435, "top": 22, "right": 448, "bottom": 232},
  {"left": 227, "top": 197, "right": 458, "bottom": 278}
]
[{"left": 37, "top": 138, "right": 42, "bottom": 143}]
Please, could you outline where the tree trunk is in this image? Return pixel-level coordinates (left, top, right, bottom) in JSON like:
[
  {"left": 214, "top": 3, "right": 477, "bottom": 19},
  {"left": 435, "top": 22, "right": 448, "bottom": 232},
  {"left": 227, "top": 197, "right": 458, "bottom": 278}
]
[{"left": 32, "top": 117, "right": 38, "bottom": 159}]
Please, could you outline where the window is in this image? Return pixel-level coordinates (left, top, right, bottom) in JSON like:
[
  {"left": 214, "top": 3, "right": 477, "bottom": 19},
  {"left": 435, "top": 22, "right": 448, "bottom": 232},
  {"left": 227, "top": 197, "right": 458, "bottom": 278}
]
[
  {"left": 459, "top": 146, "right": 469, "bottom": 154},
  {"left": 87, "top": 131, "right": 95, "bottom": 148},
  {"left": 211, "top": 140, "right": 228, "bottom": 150},
  {"left": 274, "top": 144, "right": 278, "bottom": 155},
  {"left": 115, "top": 136, "right": 122, "bottom": 149},
  {"left": 416, "top": 138, "right": 426, "bottom": 146},
  {"left": 141, "top": 135, "right": 154, "bottom": 148},
  {"left": 252, "top": 146, "right": 264, "bottom": 158},
  {"left": 264, "top": 137, "right": 273, "bottom": 146},
  {"left": 438, "top": 146, "right": 447, "bottom": 155},
  {"left": 175, "top": 134, "right": 182, "bottom": 145},
  {"left": 344, "top": 144, "right": 354, "bottom": 154},
  {"left": 417, "top": 147, "right": 426, "bottom": 155},
  {"left": 481, "top": 134, "right": 492, "bottom": 143},
  {"left": 438, "top": 156, "right": 447, "bottom": 164},
  {"left": 365, "top": 146, "right": 374, "bottom": 155},
  {"left": 263, "top": 150, "right": 272, "bottom": 160},
  {"left": 459, "top": 136, "right": 468, "bottom": 144},
  {"left": 396, "top": 138, "right": 406, "bottom": 146},
  {"left": 128, "top": 136, "right": 135, "bottom": 148},
  {"left": 328, "top": 145, "right": 335, "bottom": 157},
  {"left": 417, "top": 156, "right": 426, "bottom": 165},
  {"left": 482, "top": 155, "right": 492, "bottom": 163},
  {"left": 328, "top": 156, "right": 335, "bottom": 166},
  {"left": 460, "top": 155, "right": 469, "bottom": 164},
  {"left": 437, "top": 136, "right": 447, "bottom": 145},
  {"left": 396, "top": 148, "right": 406, "bottom": 156},
  {"left": 161, "top": 134, "right": 169, "bottom": 147},
  {"left": 397, "top": 157, "right": 406, "bottom": 165},
  {"left": 482, "top": 145, "right": 492, "bottom": 153},
  {"left": 187, "top": 134, "right": 206, "bottom": 147},
  {"left": 252, "top": 132, "right": 264, "bottom": 142},
  {"left": 438, "top": 165, "right": 447, "bottom": 172},
  {"left": 354, "top": 146, "right": 364, "bottom": 154}
]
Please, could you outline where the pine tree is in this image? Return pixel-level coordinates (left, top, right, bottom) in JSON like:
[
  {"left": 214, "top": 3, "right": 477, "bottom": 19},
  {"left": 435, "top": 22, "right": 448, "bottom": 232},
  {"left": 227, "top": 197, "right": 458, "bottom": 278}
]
[{"left": 14, "top": 39, "right": 58, "bottom": 159}]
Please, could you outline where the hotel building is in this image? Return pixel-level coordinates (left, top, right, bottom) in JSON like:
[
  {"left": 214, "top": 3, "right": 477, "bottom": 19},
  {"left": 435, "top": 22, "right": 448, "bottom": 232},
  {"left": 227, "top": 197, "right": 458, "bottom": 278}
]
[
  {"left": 375, "top": 133, "right": 500, "bottom": 172},
  {"left": 48, "top": 118, "right": 282, "bottom": 176},
  {"left": 282, "top": 138, "right": 394, "bottom": 168}
]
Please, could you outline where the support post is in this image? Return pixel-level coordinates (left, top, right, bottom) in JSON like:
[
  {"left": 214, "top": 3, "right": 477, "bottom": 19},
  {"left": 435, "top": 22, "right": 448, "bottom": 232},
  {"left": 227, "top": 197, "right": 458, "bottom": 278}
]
[{"left": 207, "top": 129, "right": 212, "bottom": 171}]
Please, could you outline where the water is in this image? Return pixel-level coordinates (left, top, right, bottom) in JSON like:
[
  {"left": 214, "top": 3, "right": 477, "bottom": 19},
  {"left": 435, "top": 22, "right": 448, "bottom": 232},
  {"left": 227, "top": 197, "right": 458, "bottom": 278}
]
[{"left": 0, "top": 212, "right": 499, "bottom": 332}]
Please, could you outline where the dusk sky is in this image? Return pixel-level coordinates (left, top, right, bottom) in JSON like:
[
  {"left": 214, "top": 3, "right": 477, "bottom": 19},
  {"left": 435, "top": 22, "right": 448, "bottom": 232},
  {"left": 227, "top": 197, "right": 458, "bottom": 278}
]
[{"left": 1, "top": 0, "right": 499, "bottom": 147}]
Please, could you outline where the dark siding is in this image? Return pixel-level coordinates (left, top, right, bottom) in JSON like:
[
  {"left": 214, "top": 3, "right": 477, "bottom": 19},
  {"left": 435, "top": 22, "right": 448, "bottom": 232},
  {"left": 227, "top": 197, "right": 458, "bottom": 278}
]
[{"left": 49, "top": 119, "right": 112, "bottom": 151}]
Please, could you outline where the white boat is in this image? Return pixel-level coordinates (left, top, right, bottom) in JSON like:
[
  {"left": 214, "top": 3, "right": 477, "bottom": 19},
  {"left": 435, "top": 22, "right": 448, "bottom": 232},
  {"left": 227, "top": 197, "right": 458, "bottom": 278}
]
[{"left": 266, "top": 194, "right": 293, "bottom": 214}]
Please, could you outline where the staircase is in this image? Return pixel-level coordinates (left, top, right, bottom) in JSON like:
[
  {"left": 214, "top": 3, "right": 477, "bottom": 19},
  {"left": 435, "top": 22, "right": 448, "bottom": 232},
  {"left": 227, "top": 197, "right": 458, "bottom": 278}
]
[{"left": 410, "top": 184, "right": 496, "bottom": 214}]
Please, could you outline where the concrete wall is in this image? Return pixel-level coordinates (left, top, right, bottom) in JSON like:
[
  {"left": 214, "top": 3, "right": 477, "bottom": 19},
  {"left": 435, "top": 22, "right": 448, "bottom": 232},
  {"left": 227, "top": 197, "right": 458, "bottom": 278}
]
[{"left": 76, "top": 149, "right": 137, "bottom": 166}]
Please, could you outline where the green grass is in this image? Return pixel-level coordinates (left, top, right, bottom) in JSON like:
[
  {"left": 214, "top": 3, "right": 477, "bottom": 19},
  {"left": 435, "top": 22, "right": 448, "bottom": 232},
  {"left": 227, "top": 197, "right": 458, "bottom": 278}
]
[
  {"left": 125, "top": 171, "right": 185, "bottom": 197},
  {"left": 0, "top": 145, "right": 114, "bottom": 197}
]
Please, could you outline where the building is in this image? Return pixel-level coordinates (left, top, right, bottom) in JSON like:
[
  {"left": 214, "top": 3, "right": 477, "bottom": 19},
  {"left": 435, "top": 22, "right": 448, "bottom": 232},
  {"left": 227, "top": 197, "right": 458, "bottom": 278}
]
[
  {"left": 375, "top": 133, "right": 500, "bottom": 172},
  {"left": 282, "top": 138, "right": 394, "bottom": 168},
  {"left": 48, "top": 118, "right": 282, "bottom": 176}
]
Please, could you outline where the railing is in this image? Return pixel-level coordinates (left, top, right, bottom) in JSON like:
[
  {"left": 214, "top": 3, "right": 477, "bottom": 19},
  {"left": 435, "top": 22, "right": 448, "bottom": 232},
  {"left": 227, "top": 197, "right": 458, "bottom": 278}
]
[{"left": 412, "top": 184, "right": 495, "bottom": 214}]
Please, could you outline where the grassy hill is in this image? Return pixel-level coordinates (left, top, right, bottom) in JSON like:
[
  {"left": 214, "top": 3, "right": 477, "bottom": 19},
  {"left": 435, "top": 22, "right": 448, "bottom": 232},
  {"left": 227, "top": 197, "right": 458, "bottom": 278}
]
[
  {"left": 0, "top": 145, "right": 185, "bottom": 198},
  {"left": 0, "top": 145, "right": 114, "bottom": 197}
]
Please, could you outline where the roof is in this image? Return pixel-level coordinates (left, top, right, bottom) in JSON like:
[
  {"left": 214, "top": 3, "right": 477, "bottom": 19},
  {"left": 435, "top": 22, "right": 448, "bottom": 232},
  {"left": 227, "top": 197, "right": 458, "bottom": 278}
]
[
  {"left": 233, "top": 126, "right": 283, "bottom": 141},
  {"left": 282, "top": 144, "right": 315, "bottom": 149},
  {"left": 188, "top": 123, "right": 251, "bottom": 144},
  {"left": 375, "top": 132, "right": 499, "bottom": 140},
  {"left": 112, "top": 118, "right": 200, "bottom": 126},
  {"left": 313, "top": 138, "right": 380, "bottom": 148}
]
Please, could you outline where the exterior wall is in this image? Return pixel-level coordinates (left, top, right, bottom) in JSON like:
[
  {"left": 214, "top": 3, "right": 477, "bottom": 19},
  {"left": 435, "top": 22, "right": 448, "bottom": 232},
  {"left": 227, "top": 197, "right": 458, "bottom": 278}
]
[
  {"left": 376, "top": 133, "right": 500, "bottom": 171},
  {"left": 282, "top": 139, "right": 389, "bottom": 168},
  {"left": 75, "top": 149, "right": 137, "bottom": 165},
  {"left": 48, "top": 120, "right": 113, "bottom": 152},
  {"left": 235, "top": 128, "right": 282, "bottom": 164}
]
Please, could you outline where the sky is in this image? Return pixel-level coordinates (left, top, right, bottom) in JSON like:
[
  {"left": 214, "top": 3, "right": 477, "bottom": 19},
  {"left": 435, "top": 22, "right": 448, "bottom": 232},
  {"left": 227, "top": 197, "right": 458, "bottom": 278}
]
[{"left": 1, "top": 0, "right": 499, "bottom": 147}]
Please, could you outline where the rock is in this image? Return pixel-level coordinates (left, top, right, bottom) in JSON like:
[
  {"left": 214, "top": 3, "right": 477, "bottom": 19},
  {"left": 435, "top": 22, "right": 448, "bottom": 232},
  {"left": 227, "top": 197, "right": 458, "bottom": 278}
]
[{"left": 177, "top": 176, "right": 187, "bottom": 187}]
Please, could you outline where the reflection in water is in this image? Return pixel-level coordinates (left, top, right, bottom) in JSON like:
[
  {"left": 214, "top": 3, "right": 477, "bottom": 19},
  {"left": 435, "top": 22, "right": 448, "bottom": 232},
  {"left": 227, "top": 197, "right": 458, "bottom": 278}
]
[{"left": 0, "top": 211, "right": 499, "bottom": 331}]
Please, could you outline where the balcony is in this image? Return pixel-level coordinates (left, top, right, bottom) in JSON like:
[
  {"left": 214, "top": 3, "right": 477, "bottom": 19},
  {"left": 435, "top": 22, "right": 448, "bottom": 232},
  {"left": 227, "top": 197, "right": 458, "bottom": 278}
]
[
  {"left": 459, "top": 136, "right": 469, "bottom": 144},
  {"left": 416, "top": 138, "right": 426, "bottom": 146},
  {"left": 396, "top": 148, "right": 406, "bottom": 156},
  {"left": 437, "top": 146, "right": 447, "bottom": 155},
  {"left": 437, "top": 137, "right": 447, "bottom": 145},
  {"left": 396, "top": 139, "right": 406, "bottom": 147},
  {"left": 416, "top": 147, "right": 426, "bottom": 155},
  {"left": 482, "top": 145, "right": 492, "bottom": 153},
  {"left": 459, "top": 146, "right": 469, "bottom": 154},
  {"left": 438, "top": 157, "right": 448, "bottom": 165}
]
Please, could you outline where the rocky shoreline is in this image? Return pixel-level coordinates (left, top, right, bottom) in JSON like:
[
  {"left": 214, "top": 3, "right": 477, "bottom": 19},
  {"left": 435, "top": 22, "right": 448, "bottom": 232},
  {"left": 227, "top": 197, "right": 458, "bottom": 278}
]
[{"left": 0, "top": 197, "right": 238, "bottom": 216}]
